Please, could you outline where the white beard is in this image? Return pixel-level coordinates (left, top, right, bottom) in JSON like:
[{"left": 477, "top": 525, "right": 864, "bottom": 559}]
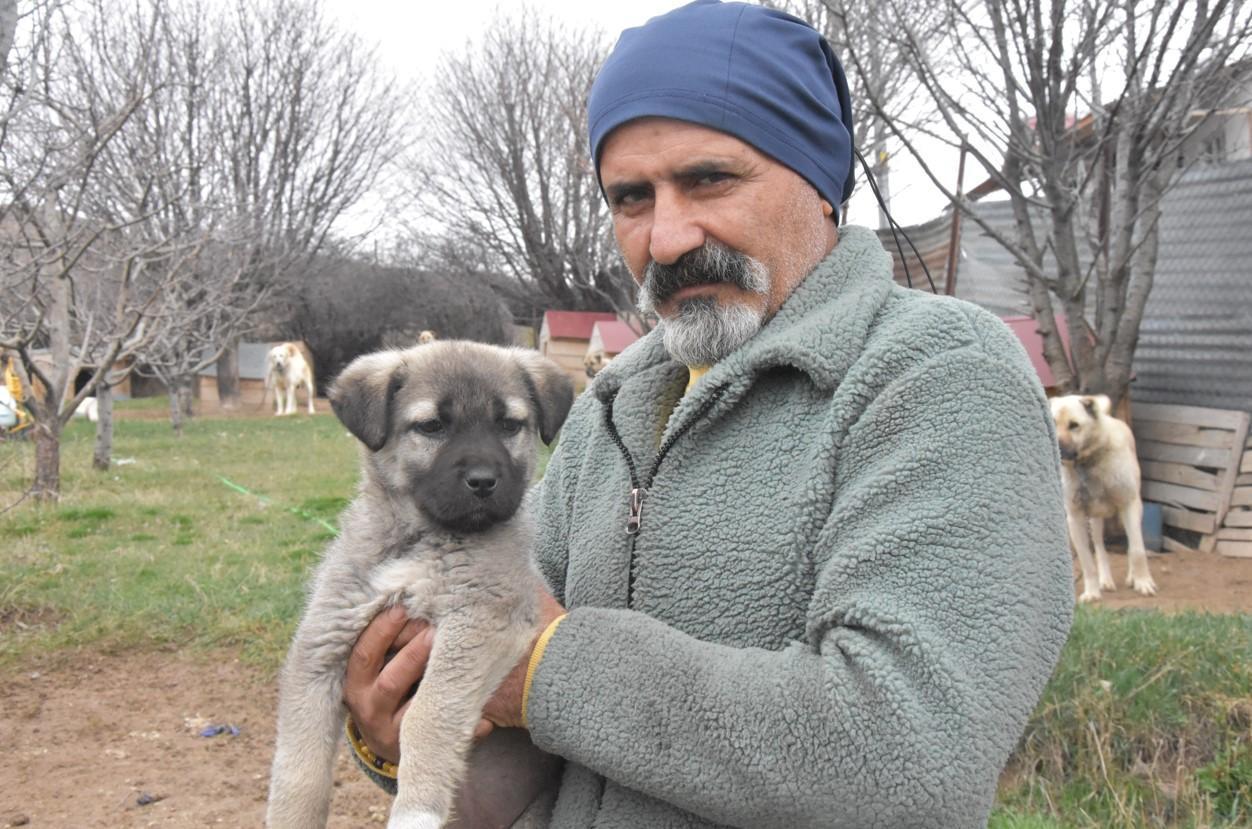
[{"left": 656, "top": 296, "right": 765, "bottom": 366}]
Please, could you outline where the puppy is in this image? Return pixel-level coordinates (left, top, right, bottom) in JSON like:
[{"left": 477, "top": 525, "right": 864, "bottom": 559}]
[
  {"left": 1050, "top": 394, "right": 1157, "bottom": 602},
  {"left": 267, "top": 341, "right": 573, "bottom": 829},
  {"left": 418, "top": 330, "right": 438, "bottom": 345},
  {"left": 266, "top": 342, "right": 316, "bottom": 416},
  {"left": 582, "top": 348, "right": 606, "bottom": 379}
]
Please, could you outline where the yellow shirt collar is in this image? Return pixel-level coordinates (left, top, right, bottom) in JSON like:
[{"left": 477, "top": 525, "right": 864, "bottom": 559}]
[{"left": 686, "top": 365, "right": 710, "bottom": 393}]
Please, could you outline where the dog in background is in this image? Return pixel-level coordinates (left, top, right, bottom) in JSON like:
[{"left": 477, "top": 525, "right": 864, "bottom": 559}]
[
  {"left": 418, "top": 330, "right": 438, "bottom": 345},
  {"left": 267, "top": 341, "right": 572, "bottom": 829},
  {"left": 73, "top": 397, "right": 99, "bottom": 423},
  {"left": 265, "top": 342, "right": 316, "bottom": 416},
  {"left": 1050, "top": 394, "right": 1157, "bottom": 602}
]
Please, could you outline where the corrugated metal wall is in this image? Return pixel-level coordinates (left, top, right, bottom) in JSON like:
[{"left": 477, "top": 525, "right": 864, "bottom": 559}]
[
  {"left": 1132, "top": 159, "right": 1252, "bottom": 413},
  {"left": 886, "top": 160, "right": 1252, "bottom": 414}
]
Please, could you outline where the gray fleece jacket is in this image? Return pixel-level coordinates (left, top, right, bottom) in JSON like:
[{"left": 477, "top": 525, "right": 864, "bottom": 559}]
[{"left": 524, "top": 226, "right": 1074, "bottom": 828}]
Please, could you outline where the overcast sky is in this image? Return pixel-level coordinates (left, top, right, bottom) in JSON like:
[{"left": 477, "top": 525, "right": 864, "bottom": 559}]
[{"left": 321, "top": 0, "right": 955, "bottom": 231}]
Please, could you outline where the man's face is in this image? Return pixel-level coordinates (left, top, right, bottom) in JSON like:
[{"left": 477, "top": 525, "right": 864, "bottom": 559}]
[{"left": 599, "top": 117, "right": 837, "bottom": 364}]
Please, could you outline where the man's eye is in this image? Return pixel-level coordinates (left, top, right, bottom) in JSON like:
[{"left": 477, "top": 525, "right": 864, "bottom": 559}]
[
  {"left": 613, "top": 192, "right": 647, "bottom": 209},
  {"left": 696, "top": 171, "right": 732, "bottom": 186},
  {"left": 411, "top": 419, "right": 444, "bottom": 435},
  {"left": 500, "top": 418, "right": 525, "bottom": 436}
]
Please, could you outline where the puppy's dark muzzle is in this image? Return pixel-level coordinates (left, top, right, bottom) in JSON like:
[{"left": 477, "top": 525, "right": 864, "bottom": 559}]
[
  {"left": 1058, "top": 443, "right": 1078, "bottom": 461},
  {"left": 465, "top": 466, "right": 498, "bottom": 498}
]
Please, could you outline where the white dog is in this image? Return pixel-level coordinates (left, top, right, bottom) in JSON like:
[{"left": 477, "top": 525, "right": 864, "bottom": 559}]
[
  {"left": 265, "top": 342, "right": 316, "bottom": 416},
  {"left": 73, "top": 397, "right": 99, "bottom": 423},
  {"left": 1050, "top": 394, "right": 1157, "bottom": 602}
]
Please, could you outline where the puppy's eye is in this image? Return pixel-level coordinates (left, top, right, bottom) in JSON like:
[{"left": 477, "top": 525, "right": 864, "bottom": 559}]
[
  {"left": 1068, "top": 421, "right": 1080, "bottom": 430},
  {"left": 500, "top": 418, "right": 525, "bottom": 436},
  {"left": 411, "top": 419, "right": 444, "bottom": 435}
]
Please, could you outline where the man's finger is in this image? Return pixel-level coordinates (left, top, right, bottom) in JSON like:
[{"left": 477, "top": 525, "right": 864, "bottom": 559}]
[
  {"left": 391, "top": 618, "right": 426, "bottom": 651},
  {"left": 376, "top": 626, "right": 435, "bottom": 705},
  {"left": 473, "top": 717, "right": 494, "bottom": 742},
  {"left": 345, "top": 605, "right": 409, "bottom": 695}
]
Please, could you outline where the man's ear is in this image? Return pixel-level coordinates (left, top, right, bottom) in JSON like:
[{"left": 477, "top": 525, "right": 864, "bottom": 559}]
[
  {"left": 514, "top": 350, "right": 574, "bottom": 444},
  {"left": 328, "top": 351, "right": 405, "bottom": 451}
]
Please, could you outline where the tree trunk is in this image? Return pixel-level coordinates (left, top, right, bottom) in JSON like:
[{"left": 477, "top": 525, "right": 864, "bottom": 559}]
[
  {"left": 168, "top": 382, "right": 185, "bottom": 437},
  {"left": 93, "top": 383, "right": 114, "bottom": 471},
  {"left": 216, "top": 338, "right": 241, "bottom": 409},
  {"left": 179, "top": 380, "right": 195, "bottom": 419},
  {"left": 0, "top": 0, "right": 17, "bottom": 73},
  {"left": 33, "top": 419, "right": 62, "bottom": 501}
]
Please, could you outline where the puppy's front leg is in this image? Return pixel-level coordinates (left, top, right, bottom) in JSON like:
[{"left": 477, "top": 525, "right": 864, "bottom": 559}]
[
  {"left": 268, "top": 592, "right": 384, "bottom": 828},
  {"left": 388, "top": 617, "right": 532, "bottom": 829}
]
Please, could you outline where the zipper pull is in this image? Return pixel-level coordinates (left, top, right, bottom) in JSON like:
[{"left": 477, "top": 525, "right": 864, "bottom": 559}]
[{"left": 626, "top": 487, "right": 647, "bottom": 535}]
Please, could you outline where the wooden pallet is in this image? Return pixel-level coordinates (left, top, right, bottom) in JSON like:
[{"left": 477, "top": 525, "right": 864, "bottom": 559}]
[
  {"left": 1215, "top": 432, "right": 1252, "bottom": 558},
  {"left": 1131, "top": 402, "right": 1250, "bottom": 554}
]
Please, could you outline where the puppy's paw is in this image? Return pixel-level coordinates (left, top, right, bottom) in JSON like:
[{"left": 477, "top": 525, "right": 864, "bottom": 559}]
[
  {"left": 1078, "top": 589, "right": 1102, "bottom": 604},
  {"left": 1129, "top": 575, "right": 1158, "bottom": 596},
  {"left": 387, "top": 809, "right": 443, "bottom": 829},
  {"left": 1098, "top": 573, "right": 1117, "bottom": 592}
]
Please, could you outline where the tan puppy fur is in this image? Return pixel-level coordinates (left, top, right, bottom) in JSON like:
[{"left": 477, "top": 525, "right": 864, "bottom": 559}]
[
  {"left": 1050, "top": 394, "right": 1157, "bottom": 602},
  {"left": 266, "top": 341, "right": 572, "bottom": 829},
  {"left": 266, "top": 342, "right": 316, "bottom": 416},
  {"left": 418, "top": 330, "right": 438, "bottom": 345}
]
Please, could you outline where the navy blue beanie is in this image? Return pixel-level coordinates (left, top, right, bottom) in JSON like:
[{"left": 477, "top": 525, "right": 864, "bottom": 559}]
[{"left": 588, "top": 0, "right": 856, "bottom": 211}]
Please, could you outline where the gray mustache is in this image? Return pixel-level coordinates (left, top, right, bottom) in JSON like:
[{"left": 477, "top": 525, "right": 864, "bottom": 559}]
[{"left": 641, "top": 242, "right": 768, "bottom": 307}]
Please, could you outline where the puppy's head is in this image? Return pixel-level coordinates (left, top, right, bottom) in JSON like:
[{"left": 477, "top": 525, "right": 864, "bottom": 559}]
[
  {"left": 1049, "top": 394, "right": 1110, "bottom": 461},
  {"left": 329, "top": 341, "right": 574, "bottom": 532}
]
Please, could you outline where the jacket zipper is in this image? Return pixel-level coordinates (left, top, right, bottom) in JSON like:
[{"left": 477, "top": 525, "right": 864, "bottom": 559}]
[{"left": 601, "top": 385, "right": 727, "bottom": 606}]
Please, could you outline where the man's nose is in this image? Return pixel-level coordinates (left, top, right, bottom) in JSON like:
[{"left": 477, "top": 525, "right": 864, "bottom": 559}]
[{"left": 648, "top": 191, "right": 705, "bottom": 265}]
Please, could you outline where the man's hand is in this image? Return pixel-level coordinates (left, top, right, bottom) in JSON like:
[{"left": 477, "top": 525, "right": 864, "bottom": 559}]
[
  {"left": 344, "top": 588, "right": 565, "bottom": 763},
  {"left": 343, "top": 605, "right": 489, "bottom": 765}
]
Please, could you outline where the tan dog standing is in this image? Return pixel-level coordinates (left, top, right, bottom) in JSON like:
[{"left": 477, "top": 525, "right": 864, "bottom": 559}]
[
  {"left": 267, "top": 341, "right": 572, "bottom": 829},
  {"left": 1050, "top": 394, "right": 1157, "bottom": 602},
  {"left": 266, "top": 342, "right": 316, "bottom": 416}
]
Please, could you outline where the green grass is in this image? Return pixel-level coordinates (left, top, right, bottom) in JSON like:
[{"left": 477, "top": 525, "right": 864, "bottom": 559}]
[
  {"left": 1001, "top": 607, "right": 1252, "bottom": 827},
  {"left": 0, "top": 410, "right": 363, "bottom": 666},
  {"left": 2, "top": 407, "right": 1249, "bottom": 826}
]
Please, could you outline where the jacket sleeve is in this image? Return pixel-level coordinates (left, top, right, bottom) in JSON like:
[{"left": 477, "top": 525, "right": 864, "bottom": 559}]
[{"left": 524, "top": 344, "right": 1075, "bottom": 829}]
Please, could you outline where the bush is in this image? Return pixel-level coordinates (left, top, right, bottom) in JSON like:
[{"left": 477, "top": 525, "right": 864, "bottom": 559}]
[{"left": 291, "top": 257, "right": 516, "bottom": 386}]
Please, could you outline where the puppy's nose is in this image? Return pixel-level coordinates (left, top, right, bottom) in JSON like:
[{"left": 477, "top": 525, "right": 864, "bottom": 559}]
[{"left": 465, "top": 468, "right": 498, "bottom": 498}]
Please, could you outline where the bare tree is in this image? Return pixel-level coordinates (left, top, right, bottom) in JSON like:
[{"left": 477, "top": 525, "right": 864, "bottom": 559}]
[
  {"left": 131, "top": 239, "right": 267, "bottom": 436},
  {"left": 777, "top": 0, "right": 943, "bottom": 226},
  {"left": 0, "top": 0, "right": 162, "bottom": 498},
  {"left": 0, "top": 0, "right": 245, "bottom": 492},
  {"left": 409, "top": 14, "right": 636, "bottom": 323},
  {"left": 844, "top": 0, "right": 1252, "bottom": 404},
  {"left": 210, "top": 0, "right": 406, "bottom": 405},
  {"left": 1, "top": 0, "right": 16, "bottom": 74}
]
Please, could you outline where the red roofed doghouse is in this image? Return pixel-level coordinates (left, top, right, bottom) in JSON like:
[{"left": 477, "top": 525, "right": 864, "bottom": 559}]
[
  {"left": 1000, "top": 315, "right": 1074, "bottom": 392},
  {"left": 539, "top": 311, "right": 620, "bottom": 391}
]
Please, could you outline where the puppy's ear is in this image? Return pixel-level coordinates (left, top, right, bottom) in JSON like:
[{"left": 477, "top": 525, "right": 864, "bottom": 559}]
[
  {"left": 514, "top": 350, "right": 574, "bottom": 444},
  {"left": 329, "top": 351, "right": 405, "bottom": 452}
]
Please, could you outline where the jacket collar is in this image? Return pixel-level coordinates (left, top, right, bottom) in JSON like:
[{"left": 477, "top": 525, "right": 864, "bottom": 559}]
[{"left": 592, "top": 225, "right": 894, "bottom": 404}]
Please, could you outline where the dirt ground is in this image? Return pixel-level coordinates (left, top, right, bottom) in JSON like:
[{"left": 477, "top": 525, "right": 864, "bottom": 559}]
[{"left": 2, "top": 548, "right": 1250, "bottom": 828}]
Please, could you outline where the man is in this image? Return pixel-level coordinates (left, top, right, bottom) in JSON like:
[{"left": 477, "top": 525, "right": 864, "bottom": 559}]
[{"left": 343, "top": 2, "right": 1074, "bottom": 826}]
